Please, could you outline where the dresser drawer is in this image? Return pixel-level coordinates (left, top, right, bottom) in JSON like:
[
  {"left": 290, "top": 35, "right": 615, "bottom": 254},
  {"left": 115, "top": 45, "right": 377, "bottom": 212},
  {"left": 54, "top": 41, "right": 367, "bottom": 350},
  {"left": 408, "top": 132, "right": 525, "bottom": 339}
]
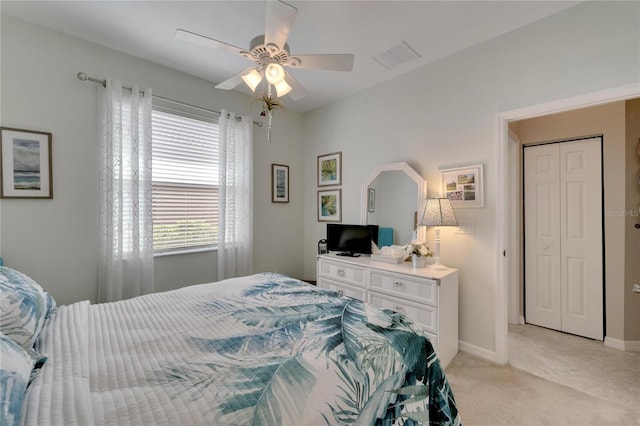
[
  {"left": 318, "top": 278, "right": 366, "bottom": 300},
  {"left": 367, "top": 291, "right": 438, "bottom": 334},
  {"left": 369, "top": 271, "right": 438, "bottom": 306},
  {"left": 318, "top": 259, "right": 367, "bottom": 288}
]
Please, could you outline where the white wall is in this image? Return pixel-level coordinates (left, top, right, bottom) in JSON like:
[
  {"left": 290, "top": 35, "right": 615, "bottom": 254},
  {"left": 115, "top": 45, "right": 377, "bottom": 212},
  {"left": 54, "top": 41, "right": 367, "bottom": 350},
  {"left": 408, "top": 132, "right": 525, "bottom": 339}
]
[
  {"left": 3, "top": 1, "right": 638, "bottom": 355},
  {"left": 0, "top": 15, "right": 305, "bottom": 305},
  {"left": 302, "top": 1, "right": 640, "bottom": 354}
]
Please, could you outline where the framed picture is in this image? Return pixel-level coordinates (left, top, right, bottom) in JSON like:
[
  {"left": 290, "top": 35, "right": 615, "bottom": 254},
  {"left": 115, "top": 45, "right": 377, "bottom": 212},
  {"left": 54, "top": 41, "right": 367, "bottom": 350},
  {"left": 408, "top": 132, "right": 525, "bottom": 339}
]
[
  {"left": 368, "top": 188, "right": 376, "bottom": 212},
  {"left": 440, "top": 164, "right": 484, "bottom": 208},
  {"left": 1, "top": 127, "right": 53, "bottom": 199},
  {"left": 317, "top": 189, "right": 342, "bottom": 222},
  {"left": 271, "top": 164, "right": 289, "bottom": 203},
  {"left": 317, "top": 151, "right": 342, "bottom": 186}
]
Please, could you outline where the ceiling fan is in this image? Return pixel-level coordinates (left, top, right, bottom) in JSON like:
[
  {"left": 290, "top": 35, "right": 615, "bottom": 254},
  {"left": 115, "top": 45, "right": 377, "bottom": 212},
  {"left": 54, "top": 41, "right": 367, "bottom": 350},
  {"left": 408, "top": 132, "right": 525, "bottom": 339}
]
[{"left": 175, "top": 0, "right": 354, "bottom": 101}]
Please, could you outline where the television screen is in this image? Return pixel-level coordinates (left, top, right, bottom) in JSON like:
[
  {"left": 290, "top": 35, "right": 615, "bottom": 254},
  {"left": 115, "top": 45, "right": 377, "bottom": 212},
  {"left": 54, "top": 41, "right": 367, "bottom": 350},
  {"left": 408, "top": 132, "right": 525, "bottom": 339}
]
[{"left": 326, "top": 224, "right": 377, "bottom": 256}]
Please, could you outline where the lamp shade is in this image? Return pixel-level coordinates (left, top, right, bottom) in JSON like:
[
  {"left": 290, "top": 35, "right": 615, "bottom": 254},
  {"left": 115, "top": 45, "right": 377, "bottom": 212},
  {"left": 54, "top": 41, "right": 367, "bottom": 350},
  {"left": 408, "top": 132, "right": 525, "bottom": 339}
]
[
  {"left": 421, "top": 198, "right": 458, "bottom": 226},
  {"left": 241, "top": 68, "right": 262, "bottom": 92},
  {"left": 273, "top": 79, "right": 292, "bottom": 97}
]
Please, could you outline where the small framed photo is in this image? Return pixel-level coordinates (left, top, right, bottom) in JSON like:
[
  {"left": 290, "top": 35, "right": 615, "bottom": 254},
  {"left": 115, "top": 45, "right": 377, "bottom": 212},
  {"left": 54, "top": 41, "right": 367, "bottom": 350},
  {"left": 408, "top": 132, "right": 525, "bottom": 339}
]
[
  {"left": 368, "top": 188, "right": 376, "bottom": 212},
  {"left": 318, "top": 189, "right": 342, "bottom": 222},
  {"left": 271, "top": 164, "right": 289, "bottom": 203},
  {"left": 1, "top": 127, "right": 53, "bottom": 199},
  {"left": 440, "top": 164, "right": 484, "bottom": 208},
  {"left": 317, "top": 151, "right": 342, "bottom": 186}
]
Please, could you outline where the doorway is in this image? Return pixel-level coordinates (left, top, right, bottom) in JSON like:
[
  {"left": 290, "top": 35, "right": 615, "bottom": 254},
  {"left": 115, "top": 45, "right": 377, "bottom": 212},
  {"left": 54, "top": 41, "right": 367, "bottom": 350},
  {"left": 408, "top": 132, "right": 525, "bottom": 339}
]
[
  {"left": 523, "top": 137, "right": 604, "bottom": 340},
  {"left": 495, "top": 83, "right": 640, "bottom": 365}
]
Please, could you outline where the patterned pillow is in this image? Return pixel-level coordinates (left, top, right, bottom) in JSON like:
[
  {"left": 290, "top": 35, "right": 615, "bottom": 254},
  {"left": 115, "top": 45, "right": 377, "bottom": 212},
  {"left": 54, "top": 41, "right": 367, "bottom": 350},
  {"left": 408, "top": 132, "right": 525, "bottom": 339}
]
[
  {"left": 0, "top": 267, "right": 56, "bottom": 350},
  {"left": 0, "top": 333, "right": 34, "bottom": 426}
]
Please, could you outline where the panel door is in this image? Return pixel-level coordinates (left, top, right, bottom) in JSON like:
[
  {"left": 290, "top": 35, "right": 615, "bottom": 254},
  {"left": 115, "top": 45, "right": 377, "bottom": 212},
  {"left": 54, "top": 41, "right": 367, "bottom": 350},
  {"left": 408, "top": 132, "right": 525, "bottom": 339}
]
[
  {"left": 559, "top": 138, "right": 603, "bottom": 339},
  {"left": 524, "top": 143, "right": 562, "bottom": 330},
  {"left": 524, "top": 137, "right": 603, "bottom": 340}
]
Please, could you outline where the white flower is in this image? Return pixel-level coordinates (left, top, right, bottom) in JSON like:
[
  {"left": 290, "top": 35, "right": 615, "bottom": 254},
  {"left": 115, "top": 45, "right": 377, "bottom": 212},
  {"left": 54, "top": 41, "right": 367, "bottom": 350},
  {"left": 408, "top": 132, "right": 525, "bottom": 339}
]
[{"left": 406, "top": 240, "right": 434, "bottom": 257}]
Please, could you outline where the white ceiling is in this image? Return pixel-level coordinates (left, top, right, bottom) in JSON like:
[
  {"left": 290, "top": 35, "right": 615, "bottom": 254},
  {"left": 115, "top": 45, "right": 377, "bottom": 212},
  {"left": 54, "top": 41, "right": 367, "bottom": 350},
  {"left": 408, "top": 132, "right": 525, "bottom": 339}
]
[{"left": 1, "top": 0, "right": 581, "bottom": 113}]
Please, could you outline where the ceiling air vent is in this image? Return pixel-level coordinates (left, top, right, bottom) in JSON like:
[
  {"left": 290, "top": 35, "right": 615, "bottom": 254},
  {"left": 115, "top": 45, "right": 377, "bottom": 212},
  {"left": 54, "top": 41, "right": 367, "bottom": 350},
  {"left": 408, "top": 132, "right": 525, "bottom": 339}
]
[{"left": 373, "top": 41, "right": 421, "bottom": 70}]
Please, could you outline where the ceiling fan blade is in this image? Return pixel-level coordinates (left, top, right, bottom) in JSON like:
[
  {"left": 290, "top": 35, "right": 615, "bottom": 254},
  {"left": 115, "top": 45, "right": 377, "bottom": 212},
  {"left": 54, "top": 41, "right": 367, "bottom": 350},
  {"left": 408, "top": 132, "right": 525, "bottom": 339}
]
[
  {"left": 215, "top": 67, "right": 257, "bottom": 90},
  {"left": 264, "top": 0, "right": 298, "bottom": 52},
  {"left": 176, "top": 29, "right": 246, "bottom": 57},
  {"left": 286, "top": 54, "right": 354, "bottom": 72},
  {"left": 284, "top": 71, "right": 307, "bottom": 101}
]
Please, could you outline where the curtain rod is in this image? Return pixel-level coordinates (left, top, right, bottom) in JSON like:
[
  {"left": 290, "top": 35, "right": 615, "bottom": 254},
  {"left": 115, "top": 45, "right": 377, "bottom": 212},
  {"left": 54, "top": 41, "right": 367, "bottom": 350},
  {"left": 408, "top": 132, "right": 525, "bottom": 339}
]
[{"left": 76, "top": 72, "right": 263, "bottom": 127}]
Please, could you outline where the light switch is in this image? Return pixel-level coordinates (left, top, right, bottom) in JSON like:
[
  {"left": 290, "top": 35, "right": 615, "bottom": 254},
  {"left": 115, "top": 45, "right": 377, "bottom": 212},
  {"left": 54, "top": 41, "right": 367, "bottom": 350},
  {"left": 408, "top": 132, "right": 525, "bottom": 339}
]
[{"left": 456, "top": 221, "right": 475, "bottom": 235}]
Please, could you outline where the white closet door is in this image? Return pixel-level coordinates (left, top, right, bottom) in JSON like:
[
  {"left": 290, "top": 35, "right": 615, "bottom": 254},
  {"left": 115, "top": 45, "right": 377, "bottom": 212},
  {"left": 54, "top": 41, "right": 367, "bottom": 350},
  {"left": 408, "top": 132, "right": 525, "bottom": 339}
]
[
  {"left": 559, "top": 138, "right": 603, "bottom": 340},
  {"left": 524, "top": 137, "right": 603, "bottom": 340},
  {"left": 524, "top": 143, "right": 562, "bottom": 330}
]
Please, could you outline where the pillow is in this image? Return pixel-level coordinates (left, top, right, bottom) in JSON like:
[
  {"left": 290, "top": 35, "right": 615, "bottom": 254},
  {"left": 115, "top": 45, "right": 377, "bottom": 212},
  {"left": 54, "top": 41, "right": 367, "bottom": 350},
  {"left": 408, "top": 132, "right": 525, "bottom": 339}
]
[
  {"left": 0, "top": 333, "right": 34, "bottom": 426},
  {"left": 0, "top": 266, "right": 56, "bottom": 350}
]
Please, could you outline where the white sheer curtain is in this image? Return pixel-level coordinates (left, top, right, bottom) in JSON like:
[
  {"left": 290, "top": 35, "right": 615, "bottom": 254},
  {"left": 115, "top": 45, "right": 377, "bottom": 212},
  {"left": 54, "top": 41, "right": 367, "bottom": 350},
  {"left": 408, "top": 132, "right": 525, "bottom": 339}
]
[
  {"left": 217, "top": 109, "right": 253, "bottom": 280},
  {"left": 98, "top": 79, "right": 154, "bottom": 302}
]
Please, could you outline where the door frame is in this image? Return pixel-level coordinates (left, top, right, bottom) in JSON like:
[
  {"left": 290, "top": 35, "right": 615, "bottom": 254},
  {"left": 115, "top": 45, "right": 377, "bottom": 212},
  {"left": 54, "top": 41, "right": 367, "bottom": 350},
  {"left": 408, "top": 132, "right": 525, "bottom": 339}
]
[
  {"left": 507, "top": 130, "right": 522, "bottom": 325},
  {"left": 495, "top": 83, "right": 639, "bottom": 365}
]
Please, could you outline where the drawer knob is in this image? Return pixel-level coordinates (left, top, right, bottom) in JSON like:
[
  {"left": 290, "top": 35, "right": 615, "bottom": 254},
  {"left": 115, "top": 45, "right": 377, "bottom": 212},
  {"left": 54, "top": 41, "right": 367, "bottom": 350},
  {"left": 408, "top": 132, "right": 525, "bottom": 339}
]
[
  {"left": 394, "top": 306, "right": 404, "bottom": 312},
  {"left": 337, "top": 289, "right": 344, "bottom": 296},
  {"left": 393, "top": 281, "right": 404, "bottom": 287},
  {"left": 337, "top": 269, "right": 345, "bottom": 276}
]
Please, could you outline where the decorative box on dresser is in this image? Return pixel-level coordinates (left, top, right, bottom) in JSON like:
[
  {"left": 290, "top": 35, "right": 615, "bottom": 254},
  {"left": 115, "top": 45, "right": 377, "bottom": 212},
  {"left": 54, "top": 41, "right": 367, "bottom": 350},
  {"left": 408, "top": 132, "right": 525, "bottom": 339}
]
[{"left": 317, "top": 252, "right": 459, "bottom": 369}]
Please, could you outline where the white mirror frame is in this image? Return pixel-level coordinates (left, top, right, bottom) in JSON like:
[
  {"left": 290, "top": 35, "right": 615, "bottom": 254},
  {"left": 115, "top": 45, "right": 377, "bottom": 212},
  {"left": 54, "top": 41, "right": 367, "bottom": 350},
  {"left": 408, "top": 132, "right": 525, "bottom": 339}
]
[{"left": 360, "top": 162, "right": 427, "bottom": 242}]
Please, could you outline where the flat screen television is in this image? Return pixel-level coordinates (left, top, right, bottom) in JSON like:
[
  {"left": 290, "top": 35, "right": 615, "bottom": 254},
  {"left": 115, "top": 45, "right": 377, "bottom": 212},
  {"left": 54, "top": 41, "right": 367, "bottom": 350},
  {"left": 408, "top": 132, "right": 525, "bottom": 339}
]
[{"left": 326, "top": 224, "right": 378, "bottom": 257}]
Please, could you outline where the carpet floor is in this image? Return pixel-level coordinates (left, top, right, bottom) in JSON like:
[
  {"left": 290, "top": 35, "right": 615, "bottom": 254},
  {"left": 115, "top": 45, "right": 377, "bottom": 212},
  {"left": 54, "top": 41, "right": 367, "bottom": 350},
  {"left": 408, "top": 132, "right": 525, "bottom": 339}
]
[{"left": 444, "top": 325, "right": 640, "bottom": 425}]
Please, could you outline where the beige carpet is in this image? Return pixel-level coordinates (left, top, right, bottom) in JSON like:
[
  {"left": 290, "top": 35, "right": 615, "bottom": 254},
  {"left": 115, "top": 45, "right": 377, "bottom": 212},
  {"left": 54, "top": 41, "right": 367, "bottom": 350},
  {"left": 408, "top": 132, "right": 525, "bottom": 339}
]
[
  {"left": 444, "top": 325, "right": 640, "bottom": 425},
  {"left": 508, "top": 324, "right": 640, "bottom": 409}
]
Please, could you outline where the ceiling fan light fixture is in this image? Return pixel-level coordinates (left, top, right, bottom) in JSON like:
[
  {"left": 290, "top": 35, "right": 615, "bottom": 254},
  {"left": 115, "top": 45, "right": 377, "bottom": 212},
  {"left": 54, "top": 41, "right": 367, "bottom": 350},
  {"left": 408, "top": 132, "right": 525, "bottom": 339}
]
[
  {"left": 177, "top": 0, "right": 354, "bottom": 107},
  {"left": 273, "top": 79, "right": 292, "bottom": 97},
  {"left": 241, "top": 68, "right": 263, "bottom": 92},
  {"left": 265, "top": 63, "right": 286, "bottom": 85}
]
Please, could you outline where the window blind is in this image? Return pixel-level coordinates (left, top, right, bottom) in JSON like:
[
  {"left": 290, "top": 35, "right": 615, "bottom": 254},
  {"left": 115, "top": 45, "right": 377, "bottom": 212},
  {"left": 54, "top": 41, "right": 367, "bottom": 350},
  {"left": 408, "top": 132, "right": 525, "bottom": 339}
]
[{"left": 151, "top": 105, "right": 220, "bottom": 253}]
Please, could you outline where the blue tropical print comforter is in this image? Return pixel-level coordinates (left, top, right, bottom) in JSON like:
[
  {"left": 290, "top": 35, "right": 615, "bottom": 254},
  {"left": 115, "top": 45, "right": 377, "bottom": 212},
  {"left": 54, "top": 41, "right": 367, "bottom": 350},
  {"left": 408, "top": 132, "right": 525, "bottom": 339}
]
[
  {"left": 157, "top": 274, "right": 461, "bottom": 425},
  {"left": 22, "top": 273, "right": 460, "bottom": 425}
]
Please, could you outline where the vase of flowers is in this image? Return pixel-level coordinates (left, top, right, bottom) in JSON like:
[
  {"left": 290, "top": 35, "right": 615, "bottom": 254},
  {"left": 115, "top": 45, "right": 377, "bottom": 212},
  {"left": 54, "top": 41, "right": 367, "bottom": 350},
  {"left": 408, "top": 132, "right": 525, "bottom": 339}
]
[{"left": 406, "top": 240, "right": 433, "bottom": 268}]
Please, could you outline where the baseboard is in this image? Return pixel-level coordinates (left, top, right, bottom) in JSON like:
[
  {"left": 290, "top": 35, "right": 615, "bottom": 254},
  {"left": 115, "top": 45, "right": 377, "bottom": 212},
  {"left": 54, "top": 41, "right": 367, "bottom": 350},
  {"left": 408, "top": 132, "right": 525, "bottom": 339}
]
[
  {"left": 604, "top": 336, "right": 640, "bottom": 351},
  {"left": 604, "top": 337, "right": 625, "bottom": 350},
  {"left": 458, "top": 335, "right": 640, "bottom": 363},
  {"left": 458, "top": 340, "right": 502, "bottom": 364}
]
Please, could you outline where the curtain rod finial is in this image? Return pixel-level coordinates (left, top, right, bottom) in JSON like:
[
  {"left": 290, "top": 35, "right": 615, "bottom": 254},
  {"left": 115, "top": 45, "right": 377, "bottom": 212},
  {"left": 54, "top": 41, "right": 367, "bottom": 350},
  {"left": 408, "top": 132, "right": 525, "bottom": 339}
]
[{"left": 77, "top": 72, "right": 88, "bottom": 81}]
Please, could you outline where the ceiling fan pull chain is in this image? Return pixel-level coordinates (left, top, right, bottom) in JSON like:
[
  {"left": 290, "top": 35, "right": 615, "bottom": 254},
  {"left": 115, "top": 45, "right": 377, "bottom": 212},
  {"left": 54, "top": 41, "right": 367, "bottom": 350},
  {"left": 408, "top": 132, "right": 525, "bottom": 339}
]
[
  {"left": 267, "top": 109, "right": 273, "bottom": 144},
  {"left": 267, "top": 84, "right": 274, "bottom": 143}
]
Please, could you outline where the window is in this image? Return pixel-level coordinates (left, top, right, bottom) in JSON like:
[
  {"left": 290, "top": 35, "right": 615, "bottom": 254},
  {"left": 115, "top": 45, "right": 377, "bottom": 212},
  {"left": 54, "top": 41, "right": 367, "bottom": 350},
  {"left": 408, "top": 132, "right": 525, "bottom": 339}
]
[{"left": 151, "top": 100, "right": 219, "bottom": 254}]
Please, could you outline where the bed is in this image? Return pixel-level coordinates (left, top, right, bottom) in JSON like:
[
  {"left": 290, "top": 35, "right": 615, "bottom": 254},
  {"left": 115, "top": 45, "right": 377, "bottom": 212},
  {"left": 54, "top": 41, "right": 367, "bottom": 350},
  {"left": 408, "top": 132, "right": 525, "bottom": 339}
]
[{"left": 1, "top": 266, "right": 461, "bottom": 425}]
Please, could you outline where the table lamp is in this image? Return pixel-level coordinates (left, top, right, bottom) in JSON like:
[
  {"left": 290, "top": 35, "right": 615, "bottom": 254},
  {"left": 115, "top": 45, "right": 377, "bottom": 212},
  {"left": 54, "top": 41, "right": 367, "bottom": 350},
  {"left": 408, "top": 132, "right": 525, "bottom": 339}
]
[{"left": 420, "top": 198, "right": 458, "bottom": 270}]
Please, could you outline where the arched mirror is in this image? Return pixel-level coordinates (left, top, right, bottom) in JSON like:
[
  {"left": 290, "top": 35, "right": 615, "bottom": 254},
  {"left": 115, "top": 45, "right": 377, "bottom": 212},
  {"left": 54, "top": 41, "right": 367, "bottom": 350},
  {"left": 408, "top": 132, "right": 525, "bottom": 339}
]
[{"left": 360, "top": 162, "right": 426, "bottom": 246}]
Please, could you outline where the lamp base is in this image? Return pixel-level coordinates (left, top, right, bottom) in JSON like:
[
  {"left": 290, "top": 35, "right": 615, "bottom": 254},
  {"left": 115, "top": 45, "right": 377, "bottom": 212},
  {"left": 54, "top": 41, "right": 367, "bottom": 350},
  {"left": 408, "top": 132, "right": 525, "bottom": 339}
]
[{"left": 429, "top": 263, "right": 448, "bottom": 271}]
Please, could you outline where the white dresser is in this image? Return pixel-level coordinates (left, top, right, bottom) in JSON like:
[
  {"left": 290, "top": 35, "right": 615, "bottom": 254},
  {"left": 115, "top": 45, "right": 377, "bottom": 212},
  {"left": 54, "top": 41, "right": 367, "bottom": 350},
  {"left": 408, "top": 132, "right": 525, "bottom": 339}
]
[{"left": 317, "top": 253, "right": 458, "bottom": 368}]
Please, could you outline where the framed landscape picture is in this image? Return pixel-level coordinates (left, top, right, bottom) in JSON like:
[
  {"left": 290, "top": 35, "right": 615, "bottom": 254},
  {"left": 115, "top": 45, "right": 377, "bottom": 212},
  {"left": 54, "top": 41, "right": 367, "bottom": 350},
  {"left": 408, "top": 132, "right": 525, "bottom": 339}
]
[
  {"left": 1, "top": 127, "right": 53, "bottom": 199},
  {"left": 317, "top": 152, "right": 342, "bottom": 186},
  {"left": 440, "top": 164, "right": 484, "bottom": 208},
  {"left": 317, "top": 189, "right": 342, "bottom": 222},
  {"left": 271, "top": 164, "right": 289, "bottom": 203}
]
